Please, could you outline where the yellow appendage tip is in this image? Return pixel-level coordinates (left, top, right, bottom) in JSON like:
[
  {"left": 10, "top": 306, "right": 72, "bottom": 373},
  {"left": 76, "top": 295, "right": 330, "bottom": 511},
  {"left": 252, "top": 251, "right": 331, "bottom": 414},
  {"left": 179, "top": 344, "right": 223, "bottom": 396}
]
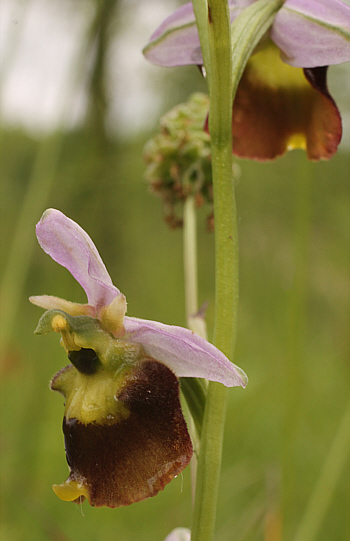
[{"left": 52, "top": 479, "right": 88, "bottom": 502}]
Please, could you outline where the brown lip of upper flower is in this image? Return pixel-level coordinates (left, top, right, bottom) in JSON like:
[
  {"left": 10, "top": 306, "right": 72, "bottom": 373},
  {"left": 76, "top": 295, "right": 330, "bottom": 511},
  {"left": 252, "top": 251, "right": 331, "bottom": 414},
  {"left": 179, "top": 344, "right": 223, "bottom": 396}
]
[{"left": 218, "top": 52, "right": 343, "bottom": 161}]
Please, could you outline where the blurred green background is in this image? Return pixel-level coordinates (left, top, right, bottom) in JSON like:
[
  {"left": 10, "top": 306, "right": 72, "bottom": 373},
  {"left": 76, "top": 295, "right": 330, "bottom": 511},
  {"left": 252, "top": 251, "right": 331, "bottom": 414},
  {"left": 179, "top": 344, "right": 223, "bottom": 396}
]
[{"left": 1, "top": 1, "right": 349, "bottom": 540}]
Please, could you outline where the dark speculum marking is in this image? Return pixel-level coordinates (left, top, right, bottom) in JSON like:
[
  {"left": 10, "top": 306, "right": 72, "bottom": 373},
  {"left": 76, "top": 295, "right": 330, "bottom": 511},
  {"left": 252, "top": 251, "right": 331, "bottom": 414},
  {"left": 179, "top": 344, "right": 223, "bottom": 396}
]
[
  {"left": 63, "top": 358, "right": 193, "bottom": 507},
  {"left": 68, "top": 348, "right": 101, "bottom": 375}
]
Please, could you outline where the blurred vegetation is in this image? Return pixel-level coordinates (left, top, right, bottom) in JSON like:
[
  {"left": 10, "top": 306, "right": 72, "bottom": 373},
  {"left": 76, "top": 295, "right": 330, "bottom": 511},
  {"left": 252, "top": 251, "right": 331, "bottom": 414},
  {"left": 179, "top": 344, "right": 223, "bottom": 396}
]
[
  {"left": 1, "top": 126, "right": 349, "bottom": 541},
  {"left": 1, "top": 1, "right": 349, "bottom": 540}
]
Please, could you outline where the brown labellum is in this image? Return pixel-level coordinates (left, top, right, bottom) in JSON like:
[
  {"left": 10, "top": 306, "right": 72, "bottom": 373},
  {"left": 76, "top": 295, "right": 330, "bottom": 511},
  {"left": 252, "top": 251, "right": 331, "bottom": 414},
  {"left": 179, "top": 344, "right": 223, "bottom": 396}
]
[{"left": 61, "top": 358, "right": 193, "bottom": 507}]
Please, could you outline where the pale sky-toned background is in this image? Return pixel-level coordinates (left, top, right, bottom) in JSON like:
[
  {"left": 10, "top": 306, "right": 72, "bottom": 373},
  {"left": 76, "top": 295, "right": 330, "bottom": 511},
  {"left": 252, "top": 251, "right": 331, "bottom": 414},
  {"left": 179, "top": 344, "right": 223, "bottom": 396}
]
[
  {"left": 0, "top": 0, "right": 176, "bottom": 136},
  {"left": 1, "top": 0, "right": 349, "bottom": 145}
]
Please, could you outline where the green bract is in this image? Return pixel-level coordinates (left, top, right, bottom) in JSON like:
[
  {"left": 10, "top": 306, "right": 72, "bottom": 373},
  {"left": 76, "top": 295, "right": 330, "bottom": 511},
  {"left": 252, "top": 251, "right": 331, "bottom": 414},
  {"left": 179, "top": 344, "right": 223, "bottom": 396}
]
[{"left": 143, "top": 93, "right": 213, "bottom": 228}]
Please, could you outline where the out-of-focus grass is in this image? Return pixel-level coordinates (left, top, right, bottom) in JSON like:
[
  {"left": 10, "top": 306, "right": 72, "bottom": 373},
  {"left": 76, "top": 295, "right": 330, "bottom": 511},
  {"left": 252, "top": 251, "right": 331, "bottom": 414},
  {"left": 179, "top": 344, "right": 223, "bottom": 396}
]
[{"left": 1, "top": 128, "right": 349, "bottom": 541}]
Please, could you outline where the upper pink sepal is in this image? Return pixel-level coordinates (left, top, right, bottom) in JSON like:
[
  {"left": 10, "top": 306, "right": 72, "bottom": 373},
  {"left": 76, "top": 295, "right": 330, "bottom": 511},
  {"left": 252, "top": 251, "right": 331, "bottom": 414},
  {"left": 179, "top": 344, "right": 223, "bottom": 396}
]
[
  {"left": 272, "top": 0, "right": 350, "bottom": 67},
  {"left": 35, "top": 209, "right": 121, "bottom": 311},
  {"left": 144, "top": 0, "right": 350, "bottom": 68}
]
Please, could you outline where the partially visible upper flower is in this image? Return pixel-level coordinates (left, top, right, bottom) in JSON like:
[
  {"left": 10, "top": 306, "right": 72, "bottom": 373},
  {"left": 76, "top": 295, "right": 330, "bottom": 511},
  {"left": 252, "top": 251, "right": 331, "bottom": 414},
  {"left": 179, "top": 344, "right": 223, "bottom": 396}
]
[
  {"left": 143, "top": 0, "right": 350, "bottom": 161},
  {"left": 30, "top": 209, "right": 247, "bottom": 508}
]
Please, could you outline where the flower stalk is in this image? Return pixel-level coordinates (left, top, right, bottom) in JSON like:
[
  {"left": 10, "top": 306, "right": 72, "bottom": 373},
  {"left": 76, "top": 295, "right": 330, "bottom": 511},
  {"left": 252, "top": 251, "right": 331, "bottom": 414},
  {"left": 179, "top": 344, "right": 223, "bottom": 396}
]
[
  {"left": 191, "top": 1, "right": 234, "bottom": 539},
  {"left": 181, "top": 196, "right": 207, "bottom": 442},
  {"left": 183, "top": 196, "right": 199, "bottom": 327},
  {"left": 191, "top": 1, "right": 283, "bottom": 539}
]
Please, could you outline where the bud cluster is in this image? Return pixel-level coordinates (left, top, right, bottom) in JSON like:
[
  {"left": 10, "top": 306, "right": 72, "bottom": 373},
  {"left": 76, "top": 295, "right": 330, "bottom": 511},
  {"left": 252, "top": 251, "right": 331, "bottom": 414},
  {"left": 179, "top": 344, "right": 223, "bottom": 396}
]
[{"left": 143, "top": 93, "right": 214, "bottom": 229}]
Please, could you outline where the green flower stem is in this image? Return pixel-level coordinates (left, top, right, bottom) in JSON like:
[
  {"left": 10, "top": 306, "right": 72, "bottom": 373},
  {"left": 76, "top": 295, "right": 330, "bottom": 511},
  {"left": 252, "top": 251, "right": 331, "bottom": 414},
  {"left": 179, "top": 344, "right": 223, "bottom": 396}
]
[
  {"left": 191, "top": 1, "right": 283, "bottom": 540},
  {"left": 181, "top": 195, "right": 207, "bottom": 441},
  {"left": 183, "top": 196, "right": 199, "bottom": 325},
  {"left": 293, "top": 402, "right": 350, "bottom": 541},
  {"left": 191, "top": 2, "right": 233, "bottom": 540}
]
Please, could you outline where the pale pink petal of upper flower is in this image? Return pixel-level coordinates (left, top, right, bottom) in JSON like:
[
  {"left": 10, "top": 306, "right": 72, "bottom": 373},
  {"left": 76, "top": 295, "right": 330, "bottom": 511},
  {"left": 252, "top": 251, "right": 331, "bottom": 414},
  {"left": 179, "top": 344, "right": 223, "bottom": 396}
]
[
  {"left": 36, "top": 209, "right": 120, "bottom": 310},
  {"left": 144, "top": 0, "right": 350, "bottom": 69},
  {"left": 272, "top": 0, "right": 350, "bottom": 67},
  {"left": 143, "top": 2, "right": 202, "bottom": 66},
  {"left": 143, "top": 1, "right": 245, "bottom": 67},
  {"left": 124, "top": 316, "right": 248, "bottom": 387}
]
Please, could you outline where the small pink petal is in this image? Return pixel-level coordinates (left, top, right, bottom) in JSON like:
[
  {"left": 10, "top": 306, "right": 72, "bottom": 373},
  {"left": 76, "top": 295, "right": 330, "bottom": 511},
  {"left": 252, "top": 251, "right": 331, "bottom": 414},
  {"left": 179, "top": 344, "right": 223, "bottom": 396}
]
[
  {"left": 143, "top": 3, "right": 202, "bottom": 67},
  {"left": 143, "top": 1, "right": 242, "bottom": 67},
  {"left": 29, "top": 295, "right": 95, "bottom": 316},
  {"left": 124, "top": 316, "right": 248, "bottom": 388},
  {"left": 36, "top": 209, "right": 120, "bottom": 310}
]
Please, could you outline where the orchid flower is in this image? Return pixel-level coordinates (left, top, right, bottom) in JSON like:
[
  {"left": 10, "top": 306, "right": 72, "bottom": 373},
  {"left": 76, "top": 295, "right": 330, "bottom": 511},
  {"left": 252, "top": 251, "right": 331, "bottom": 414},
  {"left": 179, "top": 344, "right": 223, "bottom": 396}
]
[
  {"left": 30, "top": 209, "right": 247, "bottom": 508},
  {"left": 143, "top": 0, "right": 350, "bottom": 161}
]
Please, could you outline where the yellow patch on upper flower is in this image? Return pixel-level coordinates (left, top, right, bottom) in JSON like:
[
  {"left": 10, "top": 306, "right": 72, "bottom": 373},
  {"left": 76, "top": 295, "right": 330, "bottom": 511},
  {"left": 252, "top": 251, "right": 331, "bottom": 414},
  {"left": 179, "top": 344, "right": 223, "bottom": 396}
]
[
  {"left": 249, "top": 41, "right": 307, "bottom": 89},
  {"left": 287, "top": 133, "right": 307, "bottom": 150}
]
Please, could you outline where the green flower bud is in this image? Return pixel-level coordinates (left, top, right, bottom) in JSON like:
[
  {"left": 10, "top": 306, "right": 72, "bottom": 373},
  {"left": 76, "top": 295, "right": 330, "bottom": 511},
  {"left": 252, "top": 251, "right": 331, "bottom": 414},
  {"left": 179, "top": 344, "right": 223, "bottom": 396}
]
[{"left": 143, "top": 93, "right": 213, "bottom": 229}]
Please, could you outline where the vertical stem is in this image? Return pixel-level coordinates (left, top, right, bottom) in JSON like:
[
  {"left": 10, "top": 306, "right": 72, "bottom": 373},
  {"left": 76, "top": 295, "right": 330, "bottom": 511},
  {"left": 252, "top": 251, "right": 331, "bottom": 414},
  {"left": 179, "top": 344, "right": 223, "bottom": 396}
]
[
  {"left": 183, "top": 197, "right": 199, "bottom": 325},
  {"left": 189, "top": 1, "right": 282, "bottom": 539},
  {"left": 181, "top": 197, "right": 207, "bottom": 450},
  {"left": 183, "top": 196, "right": 200, "bottom": 503},
  {"left": 192, "top": 1, "right": 234, "bottom": 540}
]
